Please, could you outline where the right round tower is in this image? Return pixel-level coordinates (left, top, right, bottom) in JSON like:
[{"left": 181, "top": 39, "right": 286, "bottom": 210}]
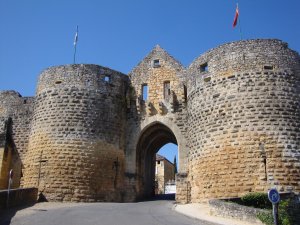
[{"left": 187, "top": 39, "right": 300, "bottom": 201}]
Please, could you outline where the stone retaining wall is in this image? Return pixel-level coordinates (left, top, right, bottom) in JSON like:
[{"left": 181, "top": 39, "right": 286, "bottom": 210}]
[{"left": 0, "top": 188, "right": 37, "bottom": 209}]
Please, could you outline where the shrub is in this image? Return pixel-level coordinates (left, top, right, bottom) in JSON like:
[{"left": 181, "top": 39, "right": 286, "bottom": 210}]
[
  {"left": 256, "top": 200, "right": 292, "bottom": 225},
  {"left": 240, "top": 193, "right": 292, "bottom": 225},
  {"left": 241, "top": 192, "right": 272, "bottom": 209},
  {"left": 257, "top": 211, "right": 274, "bottom": 225}
]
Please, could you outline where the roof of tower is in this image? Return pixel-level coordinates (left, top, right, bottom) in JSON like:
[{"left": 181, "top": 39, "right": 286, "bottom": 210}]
[
  {"left": 129, "top": 45, "right": 184, "bottom": 76},
  {"left": 156, "top": 154, "right": 165, "bottom": 161},
  {"left": 156, "top": 154, "right": 174, "bottom": 165}
]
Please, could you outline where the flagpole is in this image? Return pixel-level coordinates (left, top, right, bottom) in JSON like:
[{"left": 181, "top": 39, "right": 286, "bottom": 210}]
[
  {"left": 237, "top": 3, "right": 243, "bottom": 40},
  {"left": 73, "top": 25, "right": 78, "bottom": 64}
]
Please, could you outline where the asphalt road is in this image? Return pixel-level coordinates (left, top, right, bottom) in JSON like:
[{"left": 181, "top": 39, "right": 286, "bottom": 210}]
[{"left": 1, "top": 198, "right": 216, "bottom": 225}]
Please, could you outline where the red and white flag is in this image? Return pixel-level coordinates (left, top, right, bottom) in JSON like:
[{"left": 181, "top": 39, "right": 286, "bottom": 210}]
[{"left": 232, "top": 4, "right": 239, "bottom": 28}]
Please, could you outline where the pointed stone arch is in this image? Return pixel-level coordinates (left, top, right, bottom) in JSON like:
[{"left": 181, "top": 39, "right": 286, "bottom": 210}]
[{"left": 135, "top": 116, "right": 187, "bottom": 199}]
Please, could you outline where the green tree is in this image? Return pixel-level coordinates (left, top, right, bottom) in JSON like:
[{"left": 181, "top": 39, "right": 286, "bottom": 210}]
[{"left": 174, "top": 155, "right": 177, "bottom": 174}]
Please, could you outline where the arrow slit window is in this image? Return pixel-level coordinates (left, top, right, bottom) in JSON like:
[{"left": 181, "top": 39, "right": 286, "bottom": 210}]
[
  {"left": 164, "top": 81, "right": 171, "bottom": 101},
  {"left": 142, "top": 84, "right": 148, "bottom": 101}
]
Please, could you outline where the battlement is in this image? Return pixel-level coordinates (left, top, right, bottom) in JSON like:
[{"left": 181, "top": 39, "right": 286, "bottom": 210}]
[
  {"left": 36, "top": 64, "right": 128, "bottom": 95},
  {"left": 188, "top": 39, "right": 300, "bottom": 95}
]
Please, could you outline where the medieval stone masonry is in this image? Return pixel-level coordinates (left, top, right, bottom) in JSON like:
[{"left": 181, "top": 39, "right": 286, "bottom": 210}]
[{"left": 0, "top": 39, "right": 299, "bottom": 203}]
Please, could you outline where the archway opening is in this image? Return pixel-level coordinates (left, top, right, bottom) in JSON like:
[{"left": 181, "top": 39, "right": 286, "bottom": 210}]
[
  {"left": 136, "top": 122, "right": 178, "bottom": 200},
  {"left": 155, "top": 143, "right": 178, "bottom": 198}
]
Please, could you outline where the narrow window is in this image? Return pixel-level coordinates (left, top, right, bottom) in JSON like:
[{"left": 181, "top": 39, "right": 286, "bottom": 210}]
[
  {"left": 164, "top": 81, "right": 171, "bottom": 101},
  {"left": 104, "top": 75, "right": 110, "bottom": 82},
  {"left": 203, "top": 76, "right": 211, "bottom": 82},
  {"left": 86, "top": 79, "right": 91, "bottom": 86},
  {"left": 264, "top": 65, "right": 273, "bottom": 70},
  {"left": 259, "top": 143, "right": 267, "bottom": 180},
  {"left": 184, "top": 85, "right": 187, "bottom": 102},
  {"left": 142, "top": 84, "right": 148, "bottom": 101},
  {"left": 153, "top": 59, "right": 160, "bottom": 68},
  {"left": 200, "top": 63, "right": 208, "bottom": 72}
]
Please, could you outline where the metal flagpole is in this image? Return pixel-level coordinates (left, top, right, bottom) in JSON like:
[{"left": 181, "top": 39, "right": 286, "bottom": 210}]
[
  {"left": 73, "top": 25, "right": 78, "bottom": 64},
  {"left": 237, "top": 3, "right": 243, "bottom": 40}
]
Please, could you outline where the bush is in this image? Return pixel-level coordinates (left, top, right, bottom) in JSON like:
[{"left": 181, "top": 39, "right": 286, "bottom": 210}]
[
  {"left": 240, "top": 193, "right": 292, "bottom": 225},
  {"left": 255, "top": 200, "right": 292, "bottom": 225},
  {"left": 257, "top": 211, "right": 274, "bottom": 225},
  {"left": 241, "top": 192, "right": 272, "bottom": 209}
]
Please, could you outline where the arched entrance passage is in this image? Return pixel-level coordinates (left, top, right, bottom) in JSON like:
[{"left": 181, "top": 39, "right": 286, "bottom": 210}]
[{"left": 136, "top": 122, "right": 177, "bottom": 199}]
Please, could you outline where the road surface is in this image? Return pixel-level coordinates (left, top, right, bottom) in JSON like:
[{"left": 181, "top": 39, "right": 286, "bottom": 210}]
[{"left": 1, "top": 197, "right": 217, "bottom": 225}]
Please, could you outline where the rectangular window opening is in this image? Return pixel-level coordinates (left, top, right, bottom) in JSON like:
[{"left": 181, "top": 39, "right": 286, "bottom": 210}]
[
  {"left": 104, "top": 75, "right": 110, "bottom": 82},
  {"left": 203, "top": 76, "right": 211, "bottom": 82},
  {"left": 164, "top": 81, "right": 171, "bottom": 101},
  {"left": 142, "top": 84, "right": 148, "bottom": 101},
  {"left": 200, "top": 63, "right": 208, "bottom": 72},
  {"left": 184, "top": 85, "right": 187, "bottom": 102},
  {"left": 264, "top": 65, "right": 274, "bottom": 70},
  {"left": 153, "top": 59, "right": 160, "bottom": 68}
]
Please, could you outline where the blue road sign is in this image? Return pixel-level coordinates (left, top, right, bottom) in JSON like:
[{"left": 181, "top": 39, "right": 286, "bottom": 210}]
[{"left": 268, "top": 188, "right": 280, "bottom": 204}]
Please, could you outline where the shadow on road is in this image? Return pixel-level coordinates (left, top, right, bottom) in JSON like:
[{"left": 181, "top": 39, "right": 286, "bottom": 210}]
[
  {"left": 139, "top": 193, "right": 175, "bottom": 202},
  {"left": 0, "top": 204, "right": 35, "bottom": 225}
]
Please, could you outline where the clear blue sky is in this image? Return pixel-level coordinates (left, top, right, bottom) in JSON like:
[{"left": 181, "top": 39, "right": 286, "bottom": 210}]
[{"left": 1, "top": 0, "right": 300, "bottom": 165}]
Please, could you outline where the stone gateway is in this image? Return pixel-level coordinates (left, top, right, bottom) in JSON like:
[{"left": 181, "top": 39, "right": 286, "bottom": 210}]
[{"left": 0, "top": 39, "right": 299, "bottom": 203}]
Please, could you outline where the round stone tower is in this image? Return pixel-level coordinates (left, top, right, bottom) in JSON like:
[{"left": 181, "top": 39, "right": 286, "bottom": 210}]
[
  {"left": 187, "top": 39, "right": 300, "bottom": 201},
  {"left": 23, "top": 64, "right": 128, "bottom": 202}
]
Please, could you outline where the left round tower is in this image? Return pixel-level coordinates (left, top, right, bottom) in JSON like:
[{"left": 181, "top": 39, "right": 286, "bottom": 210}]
[{"left": 23, "top": 64, "right": 128, "bottom": 202}]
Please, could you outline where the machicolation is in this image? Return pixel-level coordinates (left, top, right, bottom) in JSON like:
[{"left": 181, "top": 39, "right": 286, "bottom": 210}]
[{"left": 0, "top": 39, "right": 299, "bottom": 203}]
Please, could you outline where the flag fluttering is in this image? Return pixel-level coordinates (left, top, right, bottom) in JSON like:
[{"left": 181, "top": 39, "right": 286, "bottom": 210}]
[
  {"left": 73, "top": 26, "right": 79, "bottom": 64},
  {"left": 74, "top": 26, "right": 78, "bottom": 46},
  {"left": 233, "top": 4, "right": 239, "bottom": 28}
]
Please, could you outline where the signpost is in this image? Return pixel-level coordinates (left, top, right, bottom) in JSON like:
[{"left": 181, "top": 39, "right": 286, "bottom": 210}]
[{"left": 268, "top": 188, "right": 280, "bottom": 225}]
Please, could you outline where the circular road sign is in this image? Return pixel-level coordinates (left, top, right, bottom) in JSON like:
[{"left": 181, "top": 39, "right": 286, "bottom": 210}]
[{"left": 268, "top": 188, "right": 280, "bottom": 204}]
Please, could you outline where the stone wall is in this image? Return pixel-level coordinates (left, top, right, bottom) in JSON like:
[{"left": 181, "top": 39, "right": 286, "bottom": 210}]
[
  {"left": 0, "top": 118, "right": 22, "bottom": 189},
  {"left": 187, "top": 39, "right": 300, "bottom": 201},
  {"left": 22, "top": 64, "right": 129, "bottom": 202},
  {"left": 0, "top": 91, "right": 33, "bottom": 189},
  {"left": 0, "top": 91, "right": 34, "bottom": 161},
  {"left": 175, "top": 173, "right": 190, "bottom": 204},
  {"left": 126, "top": 45, "right": 188, "bottom": 200},
  {"left": 0, "top": 188, "right": 37, "bottom": 209},
  {"left": 208, "top": 199, "right": 267, "bottom": 224}
]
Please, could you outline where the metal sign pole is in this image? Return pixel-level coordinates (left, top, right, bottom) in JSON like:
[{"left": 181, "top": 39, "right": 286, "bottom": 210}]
[
  {"left": 272, "top": 203, "right": 279, "bottom": 225},
  {"left": 268, "top": 188, "right": 280, "bottom": 225},
  {"left": 6, "top": 169, "right": 13, "bottom": 208}
]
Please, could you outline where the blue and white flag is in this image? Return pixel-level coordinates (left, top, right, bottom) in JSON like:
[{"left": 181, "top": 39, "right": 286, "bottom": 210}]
[{"left": 74, "top": 26, "right": 78, "bottom": 46}]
